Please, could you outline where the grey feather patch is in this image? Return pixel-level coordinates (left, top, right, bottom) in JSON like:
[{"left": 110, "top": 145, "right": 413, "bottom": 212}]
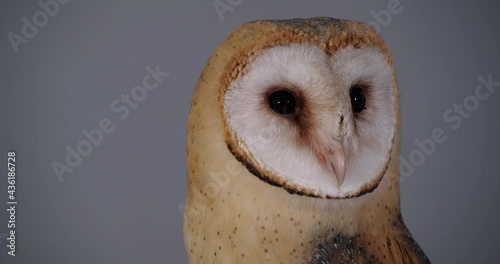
[
  {"left": 267, "top": 17, "right": 344, "bottom": 42},
  {"left": 309, "top": 233, "right": 374, "bottom": 264}
]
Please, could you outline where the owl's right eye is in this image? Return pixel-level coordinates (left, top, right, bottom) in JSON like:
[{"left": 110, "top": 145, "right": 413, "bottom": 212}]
[{"left": 268, "top": 90, "right": 297, "bottom": 116}]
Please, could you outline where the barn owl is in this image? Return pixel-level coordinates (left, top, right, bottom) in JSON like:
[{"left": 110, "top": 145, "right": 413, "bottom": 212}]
[{"left": 184, "top": 17, "right": 430, "bottom": 263}]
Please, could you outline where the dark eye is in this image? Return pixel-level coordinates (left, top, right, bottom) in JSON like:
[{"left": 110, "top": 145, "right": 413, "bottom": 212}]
[
  {"left": 350, "top": 86, "right": 366, "bottom": 113},
  {"left": 268, "top": 90, "right": 297, "bottom": 116}
]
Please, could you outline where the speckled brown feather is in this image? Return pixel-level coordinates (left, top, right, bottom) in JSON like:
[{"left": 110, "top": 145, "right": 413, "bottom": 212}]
[{"left": 184, "top": 17, "right": 429, "bottom": 263}]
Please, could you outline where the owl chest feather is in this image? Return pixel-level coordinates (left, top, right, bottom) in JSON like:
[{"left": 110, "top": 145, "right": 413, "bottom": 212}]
[
  {"left": 310, "top": 221, "right": 431, "bottom": 264},
  {"left": 184, "top": 164, "right": 427, "bottom": 264}
]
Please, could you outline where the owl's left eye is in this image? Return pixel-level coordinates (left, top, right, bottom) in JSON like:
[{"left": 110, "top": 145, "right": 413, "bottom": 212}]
[
  {"left": 268, "top": 90, "right": 297, "bottom": 116},
  {"left": 350, "top": 86, "right": 366, "bottom": 114}
]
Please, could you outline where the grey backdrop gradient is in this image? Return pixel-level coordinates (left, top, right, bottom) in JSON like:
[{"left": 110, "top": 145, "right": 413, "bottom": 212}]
[{"left": 1, "top": 1, "right": 499, "bottom": 263}]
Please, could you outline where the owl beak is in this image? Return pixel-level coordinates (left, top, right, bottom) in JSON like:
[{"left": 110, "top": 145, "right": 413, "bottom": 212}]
[{"left": 326, "top": 148, "right": 346, "bottom": 188}]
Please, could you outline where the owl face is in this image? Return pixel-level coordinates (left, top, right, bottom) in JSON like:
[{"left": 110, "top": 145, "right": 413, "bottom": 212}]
[{"left": 221, "top": 21, "right": 396, "bottom": 199}]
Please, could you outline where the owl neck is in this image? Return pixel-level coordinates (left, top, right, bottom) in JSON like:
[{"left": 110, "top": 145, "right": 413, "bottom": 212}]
[{"left": 184, "top": 133, "right": 404, "bottom": 262}]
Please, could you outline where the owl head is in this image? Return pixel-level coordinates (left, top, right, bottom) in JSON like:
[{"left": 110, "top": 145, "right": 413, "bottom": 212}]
[{"left": 201, "top": 17, "right": 398, "bottom": 199}]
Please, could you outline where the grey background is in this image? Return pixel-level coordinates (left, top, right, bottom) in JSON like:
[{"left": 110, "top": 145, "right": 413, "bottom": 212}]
[{"left": 1, "top": 0, "right": 499, "bottom": 263}]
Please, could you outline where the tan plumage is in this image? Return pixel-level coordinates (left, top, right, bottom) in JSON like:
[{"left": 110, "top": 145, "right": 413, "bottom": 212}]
[{"left": 184, "top": 17, "right": 429, "bottom": 263}]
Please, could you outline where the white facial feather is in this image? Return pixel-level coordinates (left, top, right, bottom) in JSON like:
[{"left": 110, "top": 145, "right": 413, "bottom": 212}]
[{"left": 223, "top": 44, "right": 395, "bottom": 198}]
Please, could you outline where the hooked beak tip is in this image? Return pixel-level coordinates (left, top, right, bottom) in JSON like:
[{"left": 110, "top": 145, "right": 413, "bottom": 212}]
[{"left": 327, "top": 149, "right": 346, "bottom": 188}]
